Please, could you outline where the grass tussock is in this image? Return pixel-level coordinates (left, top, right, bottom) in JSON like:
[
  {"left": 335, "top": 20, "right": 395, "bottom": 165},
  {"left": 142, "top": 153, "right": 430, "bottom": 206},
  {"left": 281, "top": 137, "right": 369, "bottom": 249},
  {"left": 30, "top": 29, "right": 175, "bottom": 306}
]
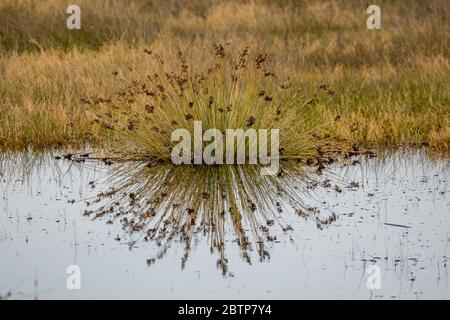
[
  {"left": 86, "top": 45, "right": 338, "bottom": 161},
  {"left": 0, "top": 0, "right": 449, "bottom": 154}
]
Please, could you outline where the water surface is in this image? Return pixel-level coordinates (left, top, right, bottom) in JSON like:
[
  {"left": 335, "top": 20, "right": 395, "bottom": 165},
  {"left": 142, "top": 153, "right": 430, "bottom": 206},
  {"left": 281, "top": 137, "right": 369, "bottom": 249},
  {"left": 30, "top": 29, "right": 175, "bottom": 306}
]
[{"left": 0, "top": 151, "right": 449, "bottom": 299}]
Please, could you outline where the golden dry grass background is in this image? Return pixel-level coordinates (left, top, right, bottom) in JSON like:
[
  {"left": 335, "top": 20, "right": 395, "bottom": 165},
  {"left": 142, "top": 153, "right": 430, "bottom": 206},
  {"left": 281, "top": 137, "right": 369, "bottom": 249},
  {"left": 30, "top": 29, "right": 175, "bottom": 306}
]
[{"left": 0, "top": 0, "right": 449, "bottom": 152}]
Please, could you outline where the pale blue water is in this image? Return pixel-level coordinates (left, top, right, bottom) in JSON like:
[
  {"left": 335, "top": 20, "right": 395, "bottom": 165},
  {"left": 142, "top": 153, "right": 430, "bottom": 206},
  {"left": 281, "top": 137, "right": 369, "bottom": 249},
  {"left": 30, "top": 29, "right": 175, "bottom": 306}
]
[{"left": 0, "top": 151, "right": 449, "bottom": 299}]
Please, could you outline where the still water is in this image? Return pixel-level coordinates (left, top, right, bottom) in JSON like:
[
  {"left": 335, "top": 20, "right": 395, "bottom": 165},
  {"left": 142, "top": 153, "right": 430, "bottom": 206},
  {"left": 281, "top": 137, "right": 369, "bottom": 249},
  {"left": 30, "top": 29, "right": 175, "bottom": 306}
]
[{"left": 0, "top": 150, "right": 449, "bottom": 299}]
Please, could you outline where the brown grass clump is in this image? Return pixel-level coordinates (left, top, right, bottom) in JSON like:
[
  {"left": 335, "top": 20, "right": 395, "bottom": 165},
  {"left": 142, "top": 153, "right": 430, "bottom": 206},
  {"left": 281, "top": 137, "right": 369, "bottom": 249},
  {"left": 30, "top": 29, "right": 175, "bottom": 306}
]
[{"left": 86, "top": 44, "right": 339, "bottom": 162}]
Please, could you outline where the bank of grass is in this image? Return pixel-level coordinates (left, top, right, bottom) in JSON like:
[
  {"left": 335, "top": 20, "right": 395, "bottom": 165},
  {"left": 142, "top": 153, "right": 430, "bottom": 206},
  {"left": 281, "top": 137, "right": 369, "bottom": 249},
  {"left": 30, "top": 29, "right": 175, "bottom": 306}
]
[{"left": 0, "top": 0, "right": 448, "bottom": 154}]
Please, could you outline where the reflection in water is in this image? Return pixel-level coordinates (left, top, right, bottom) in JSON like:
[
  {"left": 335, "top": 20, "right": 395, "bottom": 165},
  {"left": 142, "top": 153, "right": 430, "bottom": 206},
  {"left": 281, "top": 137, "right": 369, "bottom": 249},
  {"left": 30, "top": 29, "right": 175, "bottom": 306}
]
[
  {"left": 3, "top": 149, "right": 445, "bottom": 277},
  {"left": 87, "top": 162, "right": 338, "bottom": 274},
  {"left": 0, "top": 149, "right": 449, "bottom": 298}
]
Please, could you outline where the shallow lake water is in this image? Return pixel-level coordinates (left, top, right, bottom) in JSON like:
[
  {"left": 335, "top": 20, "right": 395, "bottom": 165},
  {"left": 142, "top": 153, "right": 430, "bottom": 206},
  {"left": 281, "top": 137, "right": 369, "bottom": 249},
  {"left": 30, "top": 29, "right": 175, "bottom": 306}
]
[{"left": 0, "top": 150, "right": 449, "bottom": 299}]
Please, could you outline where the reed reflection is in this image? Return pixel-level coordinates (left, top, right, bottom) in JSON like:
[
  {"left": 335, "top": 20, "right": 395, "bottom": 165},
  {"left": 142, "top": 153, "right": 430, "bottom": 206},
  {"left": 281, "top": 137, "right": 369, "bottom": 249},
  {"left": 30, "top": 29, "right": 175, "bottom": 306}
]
[{"left": 87, "top": 162, "right": 338, "bottom": 274}]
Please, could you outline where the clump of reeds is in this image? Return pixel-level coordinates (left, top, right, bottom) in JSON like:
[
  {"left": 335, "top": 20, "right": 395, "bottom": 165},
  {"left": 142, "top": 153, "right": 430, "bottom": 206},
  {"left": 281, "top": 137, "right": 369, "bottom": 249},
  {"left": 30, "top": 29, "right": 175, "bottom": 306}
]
[{"left": 85, "top": 43, "right": 341, "bottom": 163}]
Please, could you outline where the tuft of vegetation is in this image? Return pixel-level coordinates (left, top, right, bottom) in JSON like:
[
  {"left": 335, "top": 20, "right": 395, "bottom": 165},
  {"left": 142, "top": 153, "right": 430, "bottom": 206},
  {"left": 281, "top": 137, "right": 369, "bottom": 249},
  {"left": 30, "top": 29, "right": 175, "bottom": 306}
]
[{"left": 86, "top": 45, "right": 340, "bottom": 162}]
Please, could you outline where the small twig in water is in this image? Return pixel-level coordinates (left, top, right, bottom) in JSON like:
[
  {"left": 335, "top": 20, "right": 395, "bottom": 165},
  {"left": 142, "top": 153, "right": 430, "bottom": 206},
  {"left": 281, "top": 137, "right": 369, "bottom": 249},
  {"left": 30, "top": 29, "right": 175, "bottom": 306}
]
[{"left": 384, "top": 223, "right": 411, "bottom": 229}]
